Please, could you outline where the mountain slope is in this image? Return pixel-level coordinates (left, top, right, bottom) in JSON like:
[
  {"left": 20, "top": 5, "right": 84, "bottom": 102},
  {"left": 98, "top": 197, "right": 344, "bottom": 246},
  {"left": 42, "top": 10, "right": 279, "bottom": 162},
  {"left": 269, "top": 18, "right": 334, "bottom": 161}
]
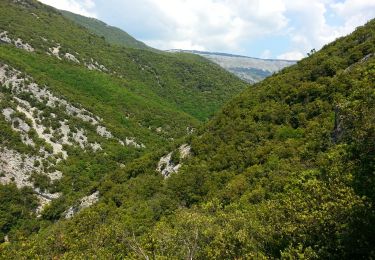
[
  {"left": 0, "top": 0, "right": 248, "bottom": 243},
  {"left": 170, "top": 50, "right": 296, "bottom": 83},
  {"left": 0, "top": 0, "right": 248, "bottom": 122},
  {"left": 60, "top": 10, "right": 152, "bottom": 51},
  {"left": 2, "top": 12, "right": 374, "bottom": 260}
]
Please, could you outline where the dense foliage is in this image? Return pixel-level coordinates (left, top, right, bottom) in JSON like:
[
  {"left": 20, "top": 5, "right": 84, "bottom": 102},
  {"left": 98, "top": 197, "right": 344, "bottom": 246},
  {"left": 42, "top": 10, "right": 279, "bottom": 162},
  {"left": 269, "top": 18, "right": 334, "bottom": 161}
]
[
  {"left": 0, "top": 0, "right": 247, "bottom": 248},
  {"left": 0, "top": 0, "right": 247, "bottom": 122},
  {"left": 0, "top": 0, "right": 374, "bottom": 259},
  {"left": 0, "top": 185, "right": 39, "bottom": 242},
  {"left": 60, "top": 10, "right": 153, "bottom": 50}
]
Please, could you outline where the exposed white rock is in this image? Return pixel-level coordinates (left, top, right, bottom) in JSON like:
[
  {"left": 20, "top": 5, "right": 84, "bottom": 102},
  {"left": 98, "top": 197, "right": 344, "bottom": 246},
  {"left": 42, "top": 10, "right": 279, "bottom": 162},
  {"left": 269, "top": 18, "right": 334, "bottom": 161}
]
[
  {"left": 49, "top": 45, "right": 61, "bottom": 59},
  {"left": 179, "top": 144, "right": 191, "bottom": 159},
  {"left": 17, "top": 105, "right": 68, "bottom": 158},
  {"left": 0, "top": 64, "right": 119, "bottom": 157},
  {"left": 0, "top": 147, "right": 62, "bottom": 211},
  {"left": 64, "top": 191, "right": 100, "bottom": 219},
  {"left": 0, "top": 31, "right": 34, "bottom": 52},
  {"left": 72, "top": 128, "right": 88, "bottom": 149},
  {"left": 157, "top": 152, "right": 180, "bottom": 178},
  {"left": 15, "top": 117, "right": 30, "bottom": 132},
  {"left": 31, "top": 13, "right": 40, "bottom": 19},
  {"left": 64, "top": 53, "right": 80, "bottom": 63},
  {"left": 2, "top": 107, "right": 35, "bottom": 147},
  {"left": 2, "top": 107, "right": 14, "bottom": 121},
  {"left": 85, "top": 59, "right": 108, "bottom": 72},
  {"left": 14, "top": 38, "right": 34, "bottom": 52},
  {"left": 0, "top": 64, "right": 104, "bottom": 125},
  {"left": 99, "top": 64, "right": 108, "bottom": 71},
  {"left": 0, "top": 63, "right": 126, "bottom": 211},
  {"left": 91, "top": 142, "right": 102, "bottom": 151},
  {"left": 58, "top": 120, "right": 73, "bottom": 145},
  {"left": 118, "top": 137, "right": 145, "bottom": 148},
  {"left": 0, "top": 148, "right": 35, "bottom": 187},
  {"left": 86, "top": 63, "right": 96, "bottom": 70},
  {"left": 0, "top": 31, "right": 12, "bottom": 44},
  {"left": 156, "top": 144, "right": 191, "bottom": 178},
  {"left": 96, "top": 125, "right": 113, "bottom": 138},
  {"left": 125, "top": 137, "right": 145, "bottom": 149}
]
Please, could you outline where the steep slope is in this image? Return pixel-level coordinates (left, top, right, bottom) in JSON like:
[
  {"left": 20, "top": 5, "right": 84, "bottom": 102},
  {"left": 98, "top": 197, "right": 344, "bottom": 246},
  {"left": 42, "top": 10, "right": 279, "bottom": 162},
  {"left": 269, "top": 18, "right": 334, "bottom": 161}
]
[
  {"left": 170, "top": 50, "right": 296, "bottom": 83},
  {"left": 60, "top": 10, "right": 152, "bottom": 51},
  {"left": 0, "top": 0, "right": 248, "bottom": 243},
  {"left": 2, "top": 15, "right": 374, "bottom": 260},
  {"left": 0, "top": 0, "right": 247, "bottom": 122}
]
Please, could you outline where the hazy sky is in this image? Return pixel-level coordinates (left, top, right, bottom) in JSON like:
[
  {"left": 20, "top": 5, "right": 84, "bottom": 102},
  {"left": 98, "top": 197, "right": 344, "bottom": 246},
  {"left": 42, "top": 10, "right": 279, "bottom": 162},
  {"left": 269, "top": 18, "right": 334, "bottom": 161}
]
[{"left": 38, "top": 0, "right": 375, "bottom": 60}]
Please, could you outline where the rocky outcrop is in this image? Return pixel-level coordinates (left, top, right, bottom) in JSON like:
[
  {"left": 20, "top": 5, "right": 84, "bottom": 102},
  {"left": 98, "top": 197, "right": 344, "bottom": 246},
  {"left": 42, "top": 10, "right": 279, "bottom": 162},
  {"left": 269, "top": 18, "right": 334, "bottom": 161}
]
[
  {"left": 64, "top": 191, "right": 100, "bottom": 219},
  {"left": 64, "top": 53, "right": 80, "bottom": 63},
  {"left": 0, "top": 63, "right": 131, "bottom": 210},
  {"left": 0, "top": 147, "right": 62, "bottom": 213},
  {"left": 0, "top": 63, "right": 125, "bottom": 156},
  {"left": 157, "top": 144, "right": 191, "bottom": 178},
  {"left": 124, "top": 137, "right": 145, "bottom": 149},
  {"left": 48, "top": 45, "right": 61, "bottom": 59},
  {"left": 85, "top": 58, "right": 108, "bottom": 72},
  {"left": 0, "top": 31, "right": 34, "bottom": 52}
]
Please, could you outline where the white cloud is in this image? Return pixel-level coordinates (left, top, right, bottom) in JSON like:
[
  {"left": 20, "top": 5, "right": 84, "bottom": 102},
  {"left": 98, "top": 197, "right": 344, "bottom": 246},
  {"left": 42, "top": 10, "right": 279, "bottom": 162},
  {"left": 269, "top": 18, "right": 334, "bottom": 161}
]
[
  {"left": 277, "top": 51, "right": 305, "bottom": 60},
  {"left": 141, "top": 0, "right": 289, "bottom": 52},
  {"left": 145, "top": 39, "right": 206, "bottom": 51},
  {"left": 331, "top": 0, "right": 375, "bottom": 18},
  {"left": 36, "top": 0, "right": 375, "bottom": 58},
  {"left": 116, "top": 0, "right": 374, "bottom": 56},
  {"left": 274, "top": 0, "right": 375, "bottom": 60},
  {"left": 330, "top": 0, "right": 375, "bottom": 35},
  {"left": 38, "top": 0, "right": 97, "bottom": 17}
]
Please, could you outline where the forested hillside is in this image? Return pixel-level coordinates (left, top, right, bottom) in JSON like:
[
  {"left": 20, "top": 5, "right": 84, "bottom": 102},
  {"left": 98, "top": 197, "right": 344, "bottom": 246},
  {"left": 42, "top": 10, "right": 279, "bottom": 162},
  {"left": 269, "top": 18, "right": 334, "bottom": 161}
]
[
  {"left": 0, "top": 0, "right": 248, "bottom": 250},
  {"left": 60, "top": 10, "right": 153, "bottom": 51},
  {"left": 0, "top": 0, "right": 247, "bottom": 123},
  {"left": 1, "top": 0, "right": 373, "bottom": 257}
]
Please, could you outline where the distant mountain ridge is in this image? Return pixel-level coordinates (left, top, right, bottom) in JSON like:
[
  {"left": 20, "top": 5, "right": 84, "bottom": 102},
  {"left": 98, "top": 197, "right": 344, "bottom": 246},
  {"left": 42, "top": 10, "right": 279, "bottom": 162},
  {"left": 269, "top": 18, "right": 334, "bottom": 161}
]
[
  {"left": 168, "top": 49, "right": 296, "bottom": 83},
  {"left": 169, "top": 49, "right": 293, "bottom": 61},
  {"left": 60, "top": 10, "right": 295, "bottom": 84}
]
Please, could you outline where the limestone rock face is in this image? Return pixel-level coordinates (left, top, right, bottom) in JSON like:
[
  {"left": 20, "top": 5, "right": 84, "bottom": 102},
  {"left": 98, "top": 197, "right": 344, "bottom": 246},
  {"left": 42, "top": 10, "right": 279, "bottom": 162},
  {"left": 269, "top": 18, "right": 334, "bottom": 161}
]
[
  {"left": 0, "top": 63, "right": 131, "bottom": 211},
  {"left": 64, "top": 191, "right": 100, "bottom": 219},
  {"left": 64, "top": 53, "right": 80, "bottom": 63},
  {"left": 0, "top": 147, "right": 62, "bottom": 214},
  {"left": 0, "top": 31, "right": 34, "bottom": 52},
  {"left": 157, "top": 144, "right": 191, "bottom": 178}
]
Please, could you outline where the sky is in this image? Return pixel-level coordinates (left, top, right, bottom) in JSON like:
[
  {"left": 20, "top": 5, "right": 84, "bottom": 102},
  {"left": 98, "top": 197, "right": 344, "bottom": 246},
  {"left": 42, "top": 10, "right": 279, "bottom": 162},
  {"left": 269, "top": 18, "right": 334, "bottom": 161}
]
[{"left": 38, "top": 0, "right": 375, "bottom": 60}]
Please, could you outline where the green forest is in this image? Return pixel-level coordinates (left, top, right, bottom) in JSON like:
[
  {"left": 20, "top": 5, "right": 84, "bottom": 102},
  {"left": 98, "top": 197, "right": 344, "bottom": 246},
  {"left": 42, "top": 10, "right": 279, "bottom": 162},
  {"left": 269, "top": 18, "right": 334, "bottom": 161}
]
[{"left": 0, "top": 0, "right": 374, "bottom": 259}]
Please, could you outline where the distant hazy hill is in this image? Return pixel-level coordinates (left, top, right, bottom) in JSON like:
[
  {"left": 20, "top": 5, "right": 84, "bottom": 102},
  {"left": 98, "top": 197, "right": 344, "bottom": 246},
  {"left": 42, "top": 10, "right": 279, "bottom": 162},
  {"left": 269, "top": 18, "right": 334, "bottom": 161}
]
[
  {"left": 60, "top": 11, "right": 294, "bottom": 83},
  {"left": 169, "top": 50, "right": 296, "bottom": 83},
  {"left": 60, "top": 10, "right": 152, "bottom": 50}
]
